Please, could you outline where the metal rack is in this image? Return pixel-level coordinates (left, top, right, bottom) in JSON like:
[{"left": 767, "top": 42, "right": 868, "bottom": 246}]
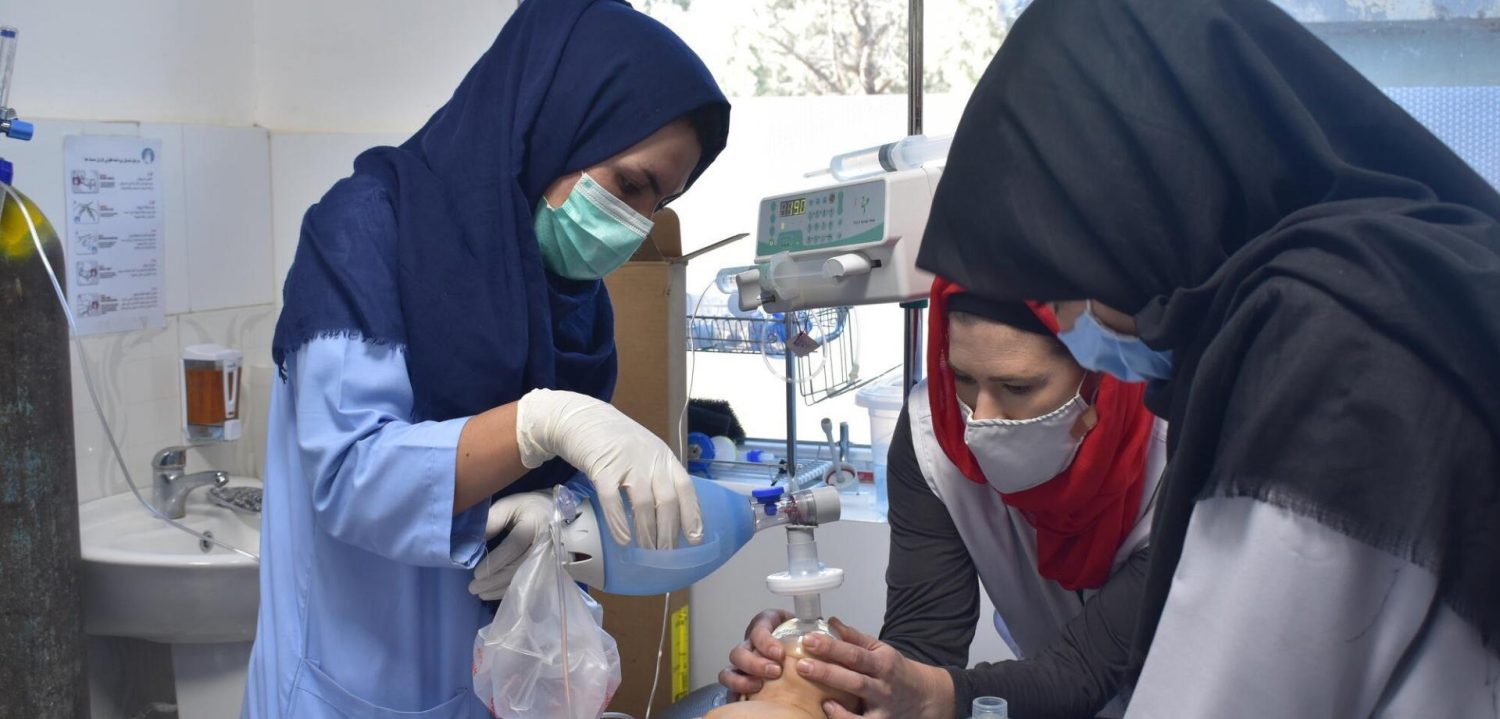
[
  {"left": 687, "top": 304, "right": 874, "bottom": 404},
  {"left": 687, "top": 307, "right": 844, "bottom": 356},
  {"left": 793, "top": 309, "right": 876, "bottom": 405}
]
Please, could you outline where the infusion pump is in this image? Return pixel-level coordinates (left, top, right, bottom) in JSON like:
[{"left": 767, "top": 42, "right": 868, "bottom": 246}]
[{"left": 736, "top": 166, "right": 941, "bottom": 313}]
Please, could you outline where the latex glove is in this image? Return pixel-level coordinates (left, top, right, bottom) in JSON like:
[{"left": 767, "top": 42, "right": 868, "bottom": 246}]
[
  {"left": 516, "top": 388, "right": 703, "bottom": 549},
  {"left": 720, "top": 608, "right": 795, "bottom": 697},
  {"left": 794, "top": 618, "right": 955, "bottom": 719},
  {"left": 468, "top": 490, "right": 554, "bottom": 601}
]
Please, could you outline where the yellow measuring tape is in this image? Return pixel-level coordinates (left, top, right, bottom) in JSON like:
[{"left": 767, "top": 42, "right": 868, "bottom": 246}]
[{"left": 671, "top": 604, "right": 690, "bottom": 701}]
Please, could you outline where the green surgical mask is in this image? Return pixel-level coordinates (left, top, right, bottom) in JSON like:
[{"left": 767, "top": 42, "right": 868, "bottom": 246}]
[{"left": 533, "top": 173, "right": 654, "bottom": 280}]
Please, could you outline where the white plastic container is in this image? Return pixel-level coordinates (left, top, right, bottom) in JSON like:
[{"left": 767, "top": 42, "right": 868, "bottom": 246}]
[
  {"left": 969, "top": 696, "right": 1008, "bottom": 718},
  {"left": 855, "top": 373, "right": 907, "bottom": 516},
  {"left": 181, "top": 344, "right": 243, "bottom": 442}
]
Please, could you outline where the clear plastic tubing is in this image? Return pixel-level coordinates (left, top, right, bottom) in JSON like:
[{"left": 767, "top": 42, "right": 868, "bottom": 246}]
[
  {"left": 787, "top": 459, "right": 834, "bottom": 493},
  {"left": 809, "top": 134, "right": 952, "bottom": 182},
  {"left": 970, "top": 696, "right": 1009, "bottom": 719},
  {"left": 0, "top": 27, "right": 18, "bottom": 112}
]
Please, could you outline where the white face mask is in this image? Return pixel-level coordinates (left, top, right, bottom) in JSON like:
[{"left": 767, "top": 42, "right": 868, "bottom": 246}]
[{"left": 962, "top": 390, "right": 1089, "bottom": 494}]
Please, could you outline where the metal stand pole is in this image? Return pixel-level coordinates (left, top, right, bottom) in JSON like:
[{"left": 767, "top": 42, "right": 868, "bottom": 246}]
[
  {"left": 902, "top": 0, "right": 926, "bottom": 401},
  {"left": 908, "top": 0, "right": 924, "bottom": 137},
  {"left": 901, "top": 300, "right": 926, "bottom": 397},
  {"left": 783, "top": 313, "right": 798, "bottom": 476}
]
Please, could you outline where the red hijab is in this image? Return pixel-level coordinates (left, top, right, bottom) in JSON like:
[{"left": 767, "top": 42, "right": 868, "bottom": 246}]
[{"left": 927, "top": 278, "right": 1154, "bottom": 590}]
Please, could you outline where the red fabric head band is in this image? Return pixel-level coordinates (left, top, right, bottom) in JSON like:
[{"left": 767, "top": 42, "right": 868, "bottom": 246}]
[{"left": 925, "top": 278, "right": 1157, "bottom": 589}]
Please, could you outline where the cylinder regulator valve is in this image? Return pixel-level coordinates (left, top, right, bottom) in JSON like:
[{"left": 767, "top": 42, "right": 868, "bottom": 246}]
[{"left": 0, "top": 26, "right": 34, "bottom": 143}]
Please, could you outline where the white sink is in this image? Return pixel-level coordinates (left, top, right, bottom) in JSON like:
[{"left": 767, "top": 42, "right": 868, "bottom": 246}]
[{"left": 78, "top": 477, "right": 261, "bottom": 644}]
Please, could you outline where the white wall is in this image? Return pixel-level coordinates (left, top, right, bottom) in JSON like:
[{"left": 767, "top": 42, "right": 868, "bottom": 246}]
[
  {"left": 0, "top": 2, "right": 257, "bottom": 125},
  {"left": 1, "top": 0, "right": 518, "bottom": 130},
  {"left": 253, "top": 0, "right": 519, "bottom": 133}
]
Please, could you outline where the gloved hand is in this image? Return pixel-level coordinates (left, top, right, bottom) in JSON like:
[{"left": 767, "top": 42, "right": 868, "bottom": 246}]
[
  {"left": 469, "top": 490, "right": 554, "bottom": 601},
  {"left": 516, "top": 388, "right": 703, "bottom": 549}
]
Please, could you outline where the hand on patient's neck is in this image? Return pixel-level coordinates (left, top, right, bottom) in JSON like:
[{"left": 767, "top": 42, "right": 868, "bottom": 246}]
[{"left": 707, "top": 637, "right": 858, "bottom": 719}]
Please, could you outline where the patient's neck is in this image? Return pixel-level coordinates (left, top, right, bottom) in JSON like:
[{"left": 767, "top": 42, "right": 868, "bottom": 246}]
[
  {"left": 705, "top": 634, "right": 858, "bottom": 719},
  {"left": 756, "top": 642, "right": 850, "bottom": 717}
]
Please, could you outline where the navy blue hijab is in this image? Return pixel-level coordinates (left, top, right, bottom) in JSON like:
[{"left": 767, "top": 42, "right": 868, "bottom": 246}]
[{"left": 273, "top": 0, "right": 729, "bottom": 490}]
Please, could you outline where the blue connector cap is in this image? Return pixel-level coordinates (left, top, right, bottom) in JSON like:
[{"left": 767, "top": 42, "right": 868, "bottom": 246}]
[
  {"left": 5, "top": 119, "right": 33, "bottom": 141},
  {"left": 0, "top": 158, "right": 13, "bottom": 185},
  {"left": 751, "top": 486, "right": 785, "bottom": 516}
]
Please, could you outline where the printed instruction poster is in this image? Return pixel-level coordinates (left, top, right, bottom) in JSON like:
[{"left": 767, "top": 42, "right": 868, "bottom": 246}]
[{"left": 62, "top": 135, "right": 166, "bottom": 335}]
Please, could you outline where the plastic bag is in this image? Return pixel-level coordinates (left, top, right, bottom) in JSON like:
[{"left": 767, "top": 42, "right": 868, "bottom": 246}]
[{"left": 472, "top": 493, "right": 621, "bottom": 719}]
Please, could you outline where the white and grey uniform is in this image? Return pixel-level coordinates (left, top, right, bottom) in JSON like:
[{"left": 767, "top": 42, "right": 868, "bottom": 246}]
[
  {"left": 880, "top": 380, "right": 1166, "bottom": 719},
  {"left": 1125, "top": 497, "right": 1500, "bottom": 718}
]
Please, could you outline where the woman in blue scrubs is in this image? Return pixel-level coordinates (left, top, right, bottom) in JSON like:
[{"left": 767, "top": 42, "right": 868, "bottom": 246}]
[{"left": 244, "top": 1, "right": 730, "bottom": 715}]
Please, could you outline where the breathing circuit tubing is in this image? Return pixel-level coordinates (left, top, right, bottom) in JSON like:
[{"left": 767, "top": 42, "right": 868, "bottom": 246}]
[{"left": 2, "top": 182, "right": 259, "bottom": 561}]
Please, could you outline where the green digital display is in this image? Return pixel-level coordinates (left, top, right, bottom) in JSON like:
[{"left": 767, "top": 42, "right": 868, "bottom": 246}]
[{"left": 778, "top": 197, "right": 806, "bottom": 217}]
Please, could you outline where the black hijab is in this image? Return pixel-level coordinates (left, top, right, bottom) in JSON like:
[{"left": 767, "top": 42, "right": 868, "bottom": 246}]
[{"left": 917, "top": 0, "right": 1500, "bottom": 667}]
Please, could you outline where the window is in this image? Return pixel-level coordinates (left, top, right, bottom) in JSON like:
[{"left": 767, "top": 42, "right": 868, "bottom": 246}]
[
  {"left": 646, "top": 0, "right": 1498, "bottom": 444},
  {"left": 1293, "top": 2, "right": 1500, "bottom": 188},
  {"left": 645, "top": 1, "right": 1012, "bottom": 444}
]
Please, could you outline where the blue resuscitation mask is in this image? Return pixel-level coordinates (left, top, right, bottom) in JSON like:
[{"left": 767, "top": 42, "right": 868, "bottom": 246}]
[
  {"left": 1057, "top": 300, "right": 1174, "bottom": 382},
  {"left": 533, "top": 173, "right": 654, "bottom": 280}
]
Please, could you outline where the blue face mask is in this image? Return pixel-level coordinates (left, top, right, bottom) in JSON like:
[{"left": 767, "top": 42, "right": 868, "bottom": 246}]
[
  {"left": 533, "top": 173, "right": 654, "bottom": 280},
  {"left": 1057, "top": 301, "right": 1174, "bottom": 382}
]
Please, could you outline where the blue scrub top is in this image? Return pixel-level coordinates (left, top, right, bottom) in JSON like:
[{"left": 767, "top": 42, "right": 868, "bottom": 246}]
[{"left": 244, "top": 337, "right": 492, "bottom": 717}]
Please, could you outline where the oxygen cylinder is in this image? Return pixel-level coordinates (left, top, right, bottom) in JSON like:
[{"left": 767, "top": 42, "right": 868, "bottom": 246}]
[{"left": 0, "top": 185, "right": 88, "bottom": 717}]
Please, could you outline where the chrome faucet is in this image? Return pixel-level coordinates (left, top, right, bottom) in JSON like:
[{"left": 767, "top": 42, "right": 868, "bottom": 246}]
[
  {"left": 152, "top": 447, "right": 229, "bottom": 520},
  {"left": 838, "top": 421, "right": 850, "bottom": 466}
]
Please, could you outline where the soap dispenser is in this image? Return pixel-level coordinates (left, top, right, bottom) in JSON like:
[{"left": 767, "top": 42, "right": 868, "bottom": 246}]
[{"left": 181, "top": 344, "right": 243, "bottom": 442}]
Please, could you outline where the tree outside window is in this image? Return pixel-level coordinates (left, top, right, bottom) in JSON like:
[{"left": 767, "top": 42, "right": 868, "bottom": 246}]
[{"left": 643, "top": 0, "right": 1020, "bottom": 97}]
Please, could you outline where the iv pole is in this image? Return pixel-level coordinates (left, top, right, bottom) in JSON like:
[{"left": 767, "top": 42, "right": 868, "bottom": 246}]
[
  {"left": 785, "top": 0, "right": 926, "bottom": 471},
  {"left": 783, "top": 312, "right": 798, "bottom": 479},
  {"left": 901, "top": 0, "right": 927, "bottom": 401}
]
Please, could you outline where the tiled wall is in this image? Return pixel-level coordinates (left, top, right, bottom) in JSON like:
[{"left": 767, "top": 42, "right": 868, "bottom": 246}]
[
  {"left": 3, "top": 119, "right": 276, "bottom": 503},
  {"left": 67, "top": 307, "right": 277, "bottom": 503}
]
